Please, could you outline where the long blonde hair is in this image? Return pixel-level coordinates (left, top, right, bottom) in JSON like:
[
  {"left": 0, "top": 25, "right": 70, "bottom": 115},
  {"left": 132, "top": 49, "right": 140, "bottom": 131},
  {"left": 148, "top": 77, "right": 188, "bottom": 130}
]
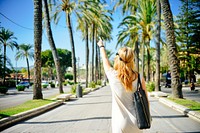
[{"left": 113, "top": 47, "right": 138, "bottom": 92}]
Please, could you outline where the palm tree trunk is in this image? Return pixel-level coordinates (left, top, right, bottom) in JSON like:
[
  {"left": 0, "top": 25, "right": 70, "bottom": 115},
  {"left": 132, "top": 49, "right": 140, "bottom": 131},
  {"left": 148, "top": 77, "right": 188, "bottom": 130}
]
[
  {"left": 141, "top": 42, "right": 145, "bottom": 78},
  {"left": 66, "top": 13, "right": 77, "bottom": 84},
  {"left": 160, "top": 0, "right": 183, "bottom": 98},
  {"left": 92, "top": 23, "right": 95, "bottom": 81},
  {"left": 155, "top": 0, "right": 161, "bottom": 91},
  {"left": 147, "top": 40, "right": 151, "bottom": 82},
  {"left": 95, "top": 30, "right": 98, "bottom": 83},
  {"left": 134, "top": 41, "right": 139, "bottom": 72},
  {"left": 43, "top": 0, "right": 63, "bottom": 93},
  {"left": 98, "top": 46, "right": 101, "bottom": 80},
  {"left": 26, "top": 57, "right": 30, "bottom": 84},
  {"left": 3, "top": 44, "right": 6, "bottom": 86},
  {"left": 33, "top": 0, "right": 43, "bottom": 99},
  {"left": 85, "top": 21, "right": 89, "bottom": 88}
]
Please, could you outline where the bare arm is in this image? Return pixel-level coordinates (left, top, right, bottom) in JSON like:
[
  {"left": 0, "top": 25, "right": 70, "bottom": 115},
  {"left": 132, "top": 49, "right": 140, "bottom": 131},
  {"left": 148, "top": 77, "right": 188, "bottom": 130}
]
[{"left": 97, "top": 39, "right": 111, "bottom": 72}]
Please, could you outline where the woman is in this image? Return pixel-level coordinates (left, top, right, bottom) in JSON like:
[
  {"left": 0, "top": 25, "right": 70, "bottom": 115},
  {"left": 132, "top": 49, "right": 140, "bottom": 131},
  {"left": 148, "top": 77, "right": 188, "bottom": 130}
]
[{"left": 98, "top": 39, "right": 149, "bottom": 133}]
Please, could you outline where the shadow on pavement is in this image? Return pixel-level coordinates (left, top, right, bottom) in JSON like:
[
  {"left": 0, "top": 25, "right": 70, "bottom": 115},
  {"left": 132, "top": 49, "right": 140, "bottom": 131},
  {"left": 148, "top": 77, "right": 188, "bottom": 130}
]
[{"left": 21, "top": 116, "right": 111, "bottom": 124}]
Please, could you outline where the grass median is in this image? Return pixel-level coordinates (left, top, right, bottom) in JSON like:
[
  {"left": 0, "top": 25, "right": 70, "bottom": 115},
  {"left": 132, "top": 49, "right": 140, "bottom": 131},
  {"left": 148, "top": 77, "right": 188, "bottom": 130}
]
[
  {"left": 0, "top": 99, "right": 55, "bottom": 119},
  {"left": 168, "top": 97, "right": 200, "bottom": 112}
]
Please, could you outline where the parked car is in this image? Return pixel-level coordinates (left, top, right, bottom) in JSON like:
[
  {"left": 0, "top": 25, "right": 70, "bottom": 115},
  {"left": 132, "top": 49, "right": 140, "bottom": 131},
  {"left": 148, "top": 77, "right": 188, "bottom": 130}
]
[{"left": 16, "top": 81, "right": 30, "bottom": 88}]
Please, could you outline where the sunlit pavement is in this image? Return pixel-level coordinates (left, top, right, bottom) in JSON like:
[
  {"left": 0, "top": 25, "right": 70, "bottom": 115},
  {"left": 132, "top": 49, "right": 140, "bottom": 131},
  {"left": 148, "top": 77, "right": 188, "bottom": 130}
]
[{"left": 1, "top": 86, "right": 200, "bottom": 133}]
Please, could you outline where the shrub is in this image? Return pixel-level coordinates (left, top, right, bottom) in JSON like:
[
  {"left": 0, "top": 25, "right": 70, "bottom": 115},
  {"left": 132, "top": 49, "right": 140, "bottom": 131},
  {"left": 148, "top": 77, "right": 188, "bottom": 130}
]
[
  {"left": 197, "top": 78, "right": 200, "bottom": 84},
  {"left": 0, "top": 86, "right": 8, "bottom": 94},
  {"left": 50, "top": 83, "right": 55, "bottom": 88},
  {"left": 16, "top": 86, "right": 25, "bottom": 91},
  {"left": 65, "top": 73, "right": 73, "bottom": 80},
  {"left": 68, "top": 81, "right": 74, "bottom": 85},
  {"left": 63, "top": 80, "right": 68, "bottom": 86},
  {"left": 146, "top": 82, "right": 155, "bottom": 92},
  {"left": 89, "top": 81, "right": 96, "bottom": 88},
  {"left": 42, "top": 84, "right": 48, "bottom": 88},
  {"left": 97, "top": 80, "right": 102, "bottom": 86},
  {"left": 71, "top": 84, "right": 77, "bottom": 94}
]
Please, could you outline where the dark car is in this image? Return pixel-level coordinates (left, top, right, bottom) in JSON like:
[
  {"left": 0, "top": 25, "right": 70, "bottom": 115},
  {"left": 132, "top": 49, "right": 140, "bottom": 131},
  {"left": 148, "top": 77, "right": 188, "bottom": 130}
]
[{"left": 16, "top": 81, "right": 30, "bottom": 88}]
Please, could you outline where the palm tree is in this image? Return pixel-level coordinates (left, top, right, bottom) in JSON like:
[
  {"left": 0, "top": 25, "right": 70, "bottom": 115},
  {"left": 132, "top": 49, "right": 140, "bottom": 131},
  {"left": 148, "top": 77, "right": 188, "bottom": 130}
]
[
  {"left": 15, "top": 44, "right": 34, "bottom": 84},
  {"left": 77, "top": 1, "right": 112, "bottom": 82},
  {"left": 33, "top": 0, "right": 43, "bottom": 99},
  {"left": 137, "top": 0, "right": 156, "bottom": 81},
  {"left": 52, "top": 0, "right": 77, "bottom": 83},
  {"left": 114, "top": 0, "right": 139, "bottom": 72},
  {"left": 117, "top": 16, "right": 140, "bottom": 71},
  {"left": 155, "top": 0, "right": 161, "bottom": 91},
  {"left": 61, "top": 0, "right": 77, "bottom": 83},
  {"left": 0, "top": 28, "right": 18, "bottom": 85},
  {"left": 160, "top": 0, "right": 183, "bottom": 98},
  {"left": 76, "top": 0, "right": 96, "bottom": 87},
  {"left": 43, "top": 0, "right": 64, "bottom": 93}
]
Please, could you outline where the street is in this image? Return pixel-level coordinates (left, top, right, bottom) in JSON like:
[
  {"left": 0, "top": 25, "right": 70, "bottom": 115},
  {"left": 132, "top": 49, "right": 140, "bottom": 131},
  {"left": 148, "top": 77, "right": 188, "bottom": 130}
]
[
  {"left": 1, "top": 86, "right": 200, "bottom": 133},
  {"left": 0, "top": 86, "right": 71, "bottom": 110}
]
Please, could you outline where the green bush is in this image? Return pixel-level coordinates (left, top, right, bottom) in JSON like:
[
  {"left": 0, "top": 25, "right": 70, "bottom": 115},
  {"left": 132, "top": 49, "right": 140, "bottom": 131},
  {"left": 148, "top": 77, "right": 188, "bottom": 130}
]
[
  {"left": 197, "top": 78, "right": 200, "bottom": 84},
  {"left": 65, "top": 73, "right": 73, "bottom": 80},
  {"left": 146, "top": 82, "right": 155, "bottom": 92},
  {"left": 71, "top": 84, "right": 77, "bottom": 94},
  {"left": 16, "top": 86, "right": 25, "bottom": 91},
  {"left": 42, "top": 84, "right": 48, "bottom": 88},
  {"left": 63, "top": 80, "right": 68, "bottom": 86},
  {"left": 97, "top": 80, "right": 102, "bottom": 86},
  {"left": 89, "top": 81, "right": 96, "bottom": 88},
  {"left": 0, "top": 86, "right": 8, "bottom": 94},
  {"left": 50, "top": 83, "right": 55, "bottom": 88},
  {"left": 68, "top": 81, "right": 74, "bottom": 85},
  {"left": 5, "top": 80, "right": 16, "bottom": 87}
]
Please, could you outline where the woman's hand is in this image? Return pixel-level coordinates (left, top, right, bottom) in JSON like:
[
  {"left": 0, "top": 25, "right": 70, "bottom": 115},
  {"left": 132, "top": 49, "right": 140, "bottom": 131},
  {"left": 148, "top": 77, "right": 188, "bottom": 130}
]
[{"left": 97, "top": 37, "right": 104, "bottom": 47}]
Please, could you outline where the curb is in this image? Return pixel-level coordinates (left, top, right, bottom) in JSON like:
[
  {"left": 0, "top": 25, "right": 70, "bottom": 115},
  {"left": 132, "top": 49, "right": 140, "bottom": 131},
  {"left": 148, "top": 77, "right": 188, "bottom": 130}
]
[
  {"left": 0, "top": 100, "right": 63, "bottom": 131},
  {"left": 159, "top": 97, "right": 200, "bottom": 123}
]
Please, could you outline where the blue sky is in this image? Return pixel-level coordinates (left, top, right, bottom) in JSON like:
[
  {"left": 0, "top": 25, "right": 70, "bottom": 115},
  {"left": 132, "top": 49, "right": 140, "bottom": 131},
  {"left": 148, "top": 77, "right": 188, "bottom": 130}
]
[{"left": 0, "top": 0, "right": 182, "bottom": 68}]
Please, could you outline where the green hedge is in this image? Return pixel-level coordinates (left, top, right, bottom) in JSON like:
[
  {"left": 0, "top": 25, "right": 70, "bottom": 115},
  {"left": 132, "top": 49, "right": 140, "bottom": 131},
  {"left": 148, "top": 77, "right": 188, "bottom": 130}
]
[
  {"left": 50, "top": 83, "right": 55, "bottom": 88},
  {"left": 0, "top": 86, "right": 8, "bottom": 94},
  {"left": 16, "top": 86, "right": 25, "bottom": 91},
  {"left": 89, "top": 81, "right": 96, "bottom": 88},
  {"left": 65, "top": 73, "right": 73, "bottom": 80},
  {"left": 42, "top": 84, "right": 48, "bottom": 88},
  {"left": 146, "top": 82, "right": 155, "bottom": 92}
]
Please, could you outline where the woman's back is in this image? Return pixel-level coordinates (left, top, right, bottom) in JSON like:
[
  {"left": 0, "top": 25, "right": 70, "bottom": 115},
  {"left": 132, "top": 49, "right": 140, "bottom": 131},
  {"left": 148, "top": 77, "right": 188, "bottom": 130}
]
[{"left": 106, "top": 68, "right": 142, "bottom": 133}]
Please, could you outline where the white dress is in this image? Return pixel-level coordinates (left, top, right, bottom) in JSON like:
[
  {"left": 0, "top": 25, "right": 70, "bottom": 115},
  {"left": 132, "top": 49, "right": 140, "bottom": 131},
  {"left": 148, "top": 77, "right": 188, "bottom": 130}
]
[{"left": 106, "top": 68, "right": 143, "bottom": 133}]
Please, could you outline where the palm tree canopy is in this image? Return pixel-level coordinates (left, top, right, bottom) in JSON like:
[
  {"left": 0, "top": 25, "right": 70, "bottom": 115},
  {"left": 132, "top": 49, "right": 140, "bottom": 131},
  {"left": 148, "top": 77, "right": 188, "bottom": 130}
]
[
  {"left": 16, "top": 44, "right": 34, "bottom": 61},
  {"left": 0, "top": 28, "right": 18, "bottom": 50}
]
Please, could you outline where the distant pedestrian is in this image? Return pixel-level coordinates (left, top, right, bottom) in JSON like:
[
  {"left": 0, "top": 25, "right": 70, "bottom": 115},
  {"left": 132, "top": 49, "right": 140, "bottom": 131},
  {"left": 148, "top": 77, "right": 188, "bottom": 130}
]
[{"left": 98, "top": 38, "right": 149, "bottom": 133}]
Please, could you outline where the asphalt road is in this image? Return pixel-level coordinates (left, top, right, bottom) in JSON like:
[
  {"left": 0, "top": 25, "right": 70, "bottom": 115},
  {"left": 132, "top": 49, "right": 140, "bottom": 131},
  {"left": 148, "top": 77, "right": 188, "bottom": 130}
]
[
  {"left": 2, "top": 86, "right": 200, "bottom": 133},
  {"left": 0, "top": 86, "right": 71, "bottom": 110}
]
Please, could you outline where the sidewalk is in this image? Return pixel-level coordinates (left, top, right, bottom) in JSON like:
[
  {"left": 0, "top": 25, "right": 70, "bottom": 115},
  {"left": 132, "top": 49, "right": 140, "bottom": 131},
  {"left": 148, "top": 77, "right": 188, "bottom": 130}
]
[{"left": 1, "top": 86, "right": 200, "bottom": 133}]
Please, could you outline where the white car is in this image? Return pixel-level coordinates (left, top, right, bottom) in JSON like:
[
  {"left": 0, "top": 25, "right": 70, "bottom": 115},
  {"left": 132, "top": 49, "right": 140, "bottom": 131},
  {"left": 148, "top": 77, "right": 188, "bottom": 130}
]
[{"left": 42, "top": 81, "right": 49, "bottom": 86}]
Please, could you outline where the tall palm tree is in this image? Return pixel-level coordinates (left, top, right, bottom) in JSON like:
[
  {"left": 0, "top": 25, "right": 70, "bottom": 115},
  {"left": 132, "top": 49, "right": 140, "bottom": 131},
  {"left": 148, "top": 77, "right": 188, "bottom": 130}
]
[
  {"left": 0, "top": 28, "right": 18, "bottom": 85},
  {"left": 61, "top": 0, "right": 77, "bottom": 83},
  {"left": 137, "top": 0, "right": 156, "bottom": 81},
  {"left": 160, "top": 0, "right": 183, "bottom": 98},
  {"left": 76, "top": 0, "right": 96, "bottom": 87},
  {"left": 43, "top": 0, "right": 64, "bottom": 93},
  {"left": 155, "top": 0, "right": 161, "bottom": 91},
  {"left": 15, "top": 44, "right": 34, "bottom": 84},
  {"left": 117, "top": 16, "right": 140, "bottom": 71},
  {"left": 52, "top": 0, "right": 77, "bottom": 83},
  {"left": 114, "top": 0, "right": 139, "bottom": 71},
  {"left": 33, "top": 0, "right": 43, "bottom": 99}
]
